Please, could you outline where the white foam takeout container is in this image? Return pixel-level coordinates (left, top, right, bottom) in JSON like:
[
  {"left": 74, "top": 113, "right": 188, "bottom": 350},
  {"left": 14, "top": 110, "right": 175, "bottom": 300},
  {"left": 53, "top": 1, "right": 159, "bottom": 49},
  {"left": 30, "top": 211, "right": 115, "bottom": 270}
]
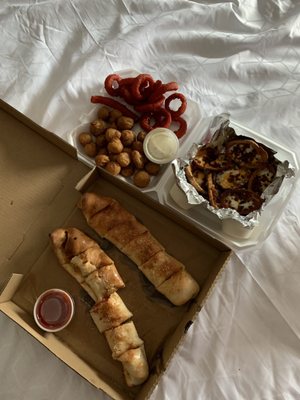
[
  {"left": 157, "top": 118, "right": 299, "bottom": 251},
  {"left": 68, "top": 69, "right": 299, "bottom": 251},
  {"left": 68, "top": 69, "right": 202, "bottom": 198}
]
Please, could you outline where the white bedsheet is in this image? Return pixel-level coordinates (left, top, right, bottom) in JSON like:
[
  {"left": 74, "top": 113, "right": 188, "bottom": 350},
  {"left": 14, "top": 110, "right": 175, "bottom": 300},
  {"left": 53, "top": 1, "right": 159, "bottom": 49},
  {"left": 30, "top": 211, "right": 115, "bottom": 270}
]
[{"left": 1, "top": 1, "right": 300, "bottom": 399}]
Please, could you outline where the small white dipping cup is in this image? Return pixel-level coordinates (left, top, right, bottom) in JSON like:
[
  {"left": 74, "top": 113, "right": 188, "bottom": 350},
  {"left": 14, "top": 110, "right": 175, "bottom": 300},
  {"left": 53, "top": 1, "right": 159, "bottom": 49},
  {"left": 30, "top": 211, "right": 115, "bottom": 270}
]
[
  {"left": 33, "top": 288, "right": 75, "bottom": 333},
  {"left": 143, "top": 128, "right": 180, "bottom": 164}
]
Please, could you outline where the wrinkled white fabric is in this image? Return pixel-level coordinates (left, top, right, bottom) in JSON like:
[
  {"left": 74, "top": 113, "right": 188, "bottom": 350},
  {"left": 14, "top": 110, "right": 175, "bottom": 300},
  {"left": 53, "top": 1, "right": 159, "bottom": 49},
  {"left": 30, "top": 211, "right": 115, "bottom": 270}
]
[{"left": 1, "top": 1, "right": 300, "bottom": 399}]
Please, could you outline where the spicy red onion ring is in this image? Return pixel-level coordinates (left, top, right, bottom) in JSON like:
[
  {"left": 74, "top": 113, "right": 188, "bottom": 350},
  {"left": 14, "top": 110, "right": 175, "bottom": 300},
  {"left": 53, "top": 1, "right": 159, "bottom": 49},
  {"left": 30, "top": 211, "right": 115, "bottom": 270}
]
[
  {"left": 140, "top": 108, "right": 172, "bottom": 132},
  {"left": 153, "top": 108, "right": 172, "bottom": 128},
  {"left": 165, "top": 92, "right": 187, "bottom": 119},
  {"left": 101, "top": 73, "right": 187, "bottom": 137},
  {"left": 131, "top": 74, "right": 155, "bottom": 101},
  {"left": 147, "top": 80, "right": 162, "bottom": 101},
  {"left": 139, "top": 113, "right": 154, "bottom": 132},
  {"left": 139, "top": 77, "right": 155, "bottom": 99},
  {"left": 134, "top": 96, "right": 165, "bottom": 113},
  {"left": 104, "top": 74, "right": 122, "bottom": 97},
  {"left": 148, "top": 81, "right": 179, "bottom": 102},
  {"left": 173, "top": 116, "right": 187, "bottom": 138},
  {"left": 119, "top": 77, "right": 136, "bottom": 87},
  {"left": 119, "top": 85, "right": 139, "bottom": 106},
  {"left": 91, "top": 96, "right": 139, "bottom": 121}
]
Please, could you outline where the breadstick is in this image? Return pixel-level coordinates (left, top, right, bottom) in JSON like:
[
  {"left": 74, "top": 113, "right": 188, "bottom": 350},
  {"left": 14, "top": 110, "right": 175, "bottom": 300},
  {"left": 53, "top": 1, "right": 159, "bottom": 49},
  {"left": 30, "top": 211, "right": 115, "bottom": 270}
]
[
  {"left": 78, "top": 193, "right": 200, "bottom": 306},
  {"left": 50, "top": 227, "right": 149, "bottom": 386}
]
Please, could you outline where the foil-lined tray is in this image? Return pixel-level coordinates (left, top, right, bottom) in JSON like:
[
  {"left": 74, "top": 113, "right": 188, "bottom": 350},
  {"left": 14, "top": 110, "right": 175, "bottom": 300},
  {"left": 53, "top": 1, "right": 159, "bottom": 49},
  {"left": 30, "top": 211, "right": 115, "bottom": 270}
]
[{"left": 172, "top": 113, "right": 295, "bottom": 229}]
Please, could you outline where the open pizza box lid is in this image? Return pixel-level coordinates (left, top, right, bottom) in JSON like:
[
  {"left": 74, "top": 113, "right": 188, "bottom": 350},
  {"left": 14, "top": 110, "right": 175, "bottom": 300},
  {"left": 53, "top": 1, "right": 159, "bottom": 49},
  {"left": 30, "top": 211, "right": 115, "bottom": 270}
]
[{"left": 0, "top": 99, "right": 231, "bottom": 400}]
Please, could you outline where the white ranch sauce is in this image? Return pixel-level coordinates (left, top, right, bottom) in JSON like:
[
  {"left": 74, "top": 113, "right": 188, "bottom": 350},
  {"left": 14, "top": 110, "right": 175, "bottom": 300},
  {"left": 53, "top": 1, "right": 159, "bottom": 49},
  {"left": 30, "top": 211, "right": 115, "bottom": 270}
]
[{"left": 143, "top": 128, "right": 179, "bottom": 163}]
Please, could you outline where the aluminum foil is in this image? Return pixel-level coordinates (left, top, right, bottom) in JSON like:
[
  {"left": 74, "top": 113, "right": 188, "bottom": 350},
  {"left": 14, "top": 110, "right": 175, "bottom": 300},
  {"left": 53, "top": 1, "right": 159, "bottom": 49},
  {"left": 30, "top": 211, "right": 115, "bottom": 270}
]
[{"left": 172, "top": 113, "right": 295, "bottom": 229}]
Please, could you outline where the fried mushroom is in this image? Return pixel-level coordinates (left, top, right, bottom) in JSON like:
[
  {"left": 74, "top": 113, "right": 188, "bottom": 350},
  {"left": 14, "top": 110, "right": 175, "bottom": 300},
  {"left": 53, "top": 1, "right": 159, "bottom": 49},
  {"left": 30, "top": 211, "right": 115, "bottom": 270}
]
[
  {"left": 121, "top": 166, "right": 135, "bottom": 177},
  {"left": 131, "top": 150, "right": 145, "bottom": 169},
  {"left": 121, "top": 130, "right": 135, "bottom": 147},
  {"left": 105, "top": 161, "right": 121, "bottom": 176},
  {"left": 78, "top": 132, "right": 93, "bottom": 146},
  {"left": 90, "top": 119, "right": 108, "bottom": 136},
  {"left": 95, "top": 134, "right": 107, "bottom": 148},
  {"left": 95, "top": 154, "right": 110, "bottom": 167},
  {"left": 107, "top": 138, "right": 124, "bottom": 154},
  {"left": 133, "top": 171, "right": 151, "bottom": 188},
  {"left": 84, "top": 143, "right": 98, "bottom": 158},
  {"left": 97, "top": 106, "right": 111, "bottom": 121},
  {"left": 105, "top": 128, "right": 122, "bottom": 142},
  {"left": 145, "top": 162, "right": 160, "bottom": 176},
  {"left": 116, "top": 152, "right": 131, "bottom": 168},
  {"left": 131, "top": 140, "right": 144, "bottom": 153},
  {"left": 117, "top": 116, "right": 134, "bottom": 130}
]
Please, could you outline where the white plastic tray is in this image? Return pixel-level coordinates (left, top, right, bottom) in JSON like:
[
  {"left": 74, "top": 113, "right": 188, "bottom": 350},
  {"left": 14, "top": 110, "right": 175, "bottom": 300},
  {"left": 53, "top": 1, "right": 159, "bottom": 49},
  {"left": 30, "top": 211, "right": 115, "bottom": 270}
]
[{"left": 68, "top": 69, "right": 203, "bottom": 196}]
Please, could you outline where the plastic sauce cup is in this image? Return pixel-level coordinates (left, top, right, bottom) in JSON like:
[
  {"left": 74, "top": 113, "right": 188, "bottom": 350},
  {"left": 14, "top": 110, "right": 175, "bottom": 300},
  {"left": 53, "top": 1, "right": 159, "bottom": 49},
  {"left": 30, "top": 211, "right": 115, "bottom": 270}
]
[
  {"left": 143, "top": 128, "right": 180, "bottom": 164},
  {"left": 33, "top": 288, "right": 75, "bottom": 332}
]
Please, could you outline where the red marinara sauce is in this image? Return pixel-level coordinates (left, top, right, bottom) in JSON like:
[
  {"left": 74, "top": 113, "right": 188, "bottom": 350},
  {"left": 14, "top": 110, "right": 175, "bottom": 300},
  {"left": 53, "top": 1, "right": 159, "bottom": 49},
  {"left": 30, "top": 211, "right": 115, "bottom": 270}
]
[{"left": 34, "top": 289, "right": 74, "bottom": 332}]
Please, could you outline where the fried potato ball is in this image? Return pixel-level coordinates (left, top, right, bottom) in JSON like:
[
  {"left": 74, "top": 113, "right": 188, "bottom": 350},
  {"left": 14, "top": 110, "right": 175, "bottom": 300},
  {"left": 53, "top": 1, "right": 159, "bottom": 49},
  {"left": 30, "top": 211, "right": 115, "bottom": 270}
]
[
  {"left": 133, "top": 170, "right": 151, "bottom": 188},
  {"left": 105, "top": 128, "right": 122, "bottom": 142},
  {"left": 97, "top": 106, "right": 110, "bottom": 121},
  {"left": 78, "top": 132, "right": 93, "bottom": 146},
  {"left": 95, "top": 154, "right": 110, "bottom": 167},
  {"left": 107, "top": 138, "right": 124, "bottom": 154},
  {"left": 116, "top": 152, "right": 131, "bottom": 168},
  {"left": 105, "top": 161, "right": 121, "bottom": 176},
  {"left": 145, "top": 162, "right": 161, "bottom": 176},
  {"left": 121, "top": 130, "right": 135, "bottom": 146},
  {"left": 84, "top": 143, "right": 97, "bottom": 157},
  {"left": 90, "top": 119, "right": 107, "bottom": 136},
  {"left": 117, "top": 116, "right": 134, "bottom": 130}
]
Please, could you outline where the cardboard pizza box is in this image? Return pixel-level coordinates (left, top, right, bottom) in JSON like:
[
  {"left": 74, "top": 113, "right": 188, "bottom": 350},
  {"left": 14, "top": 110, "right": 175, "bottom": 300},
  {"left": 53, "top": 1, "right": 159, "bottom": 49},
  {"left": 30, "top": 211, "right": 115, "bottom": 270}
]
[{"left": 0, "top": 99, "right": 231, "bottom": 400}]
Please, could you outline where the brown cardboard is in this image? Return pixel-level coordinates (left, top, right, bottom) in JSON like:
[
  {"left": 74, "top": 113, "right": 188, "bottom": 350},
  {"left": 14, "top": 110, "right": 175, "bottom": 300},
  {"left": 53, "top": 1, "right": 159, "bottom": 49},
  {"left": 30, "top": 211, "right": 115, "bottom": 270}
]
[
  {"left": 0, "top": 273, "right": 23, "bottom": 303},
  {"left": 0, "top": 99, "right": 231, "bottom": 400}
]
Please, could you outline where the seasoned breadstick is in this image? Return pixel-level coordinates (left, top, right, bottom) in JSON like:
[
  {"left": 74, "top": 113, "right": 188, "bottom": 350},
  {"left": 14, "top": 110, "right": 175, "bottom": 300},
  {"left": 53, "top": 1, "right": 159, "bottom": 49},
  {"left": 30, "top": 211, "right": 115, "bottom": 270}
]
[
  {"left": 104, "top": 321, "right": 144, "bottom": 359},
  {"left": 50, "top": 228, "right": 124, "bottom": 300},
  {"left": 78, "top": 193, "right": 200, "bottom": 306},
  {"left": 50, "top": 227, "right": 149, "bottom": 386},
  {"left": 140, "top": 251, "right": 184, "bottom": 288},
  {"left": 89, "top": 292, "right": 132, "bottom": 332},
  {"left": 117, "top": 345, "right": 149, "bottom": 387}
]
